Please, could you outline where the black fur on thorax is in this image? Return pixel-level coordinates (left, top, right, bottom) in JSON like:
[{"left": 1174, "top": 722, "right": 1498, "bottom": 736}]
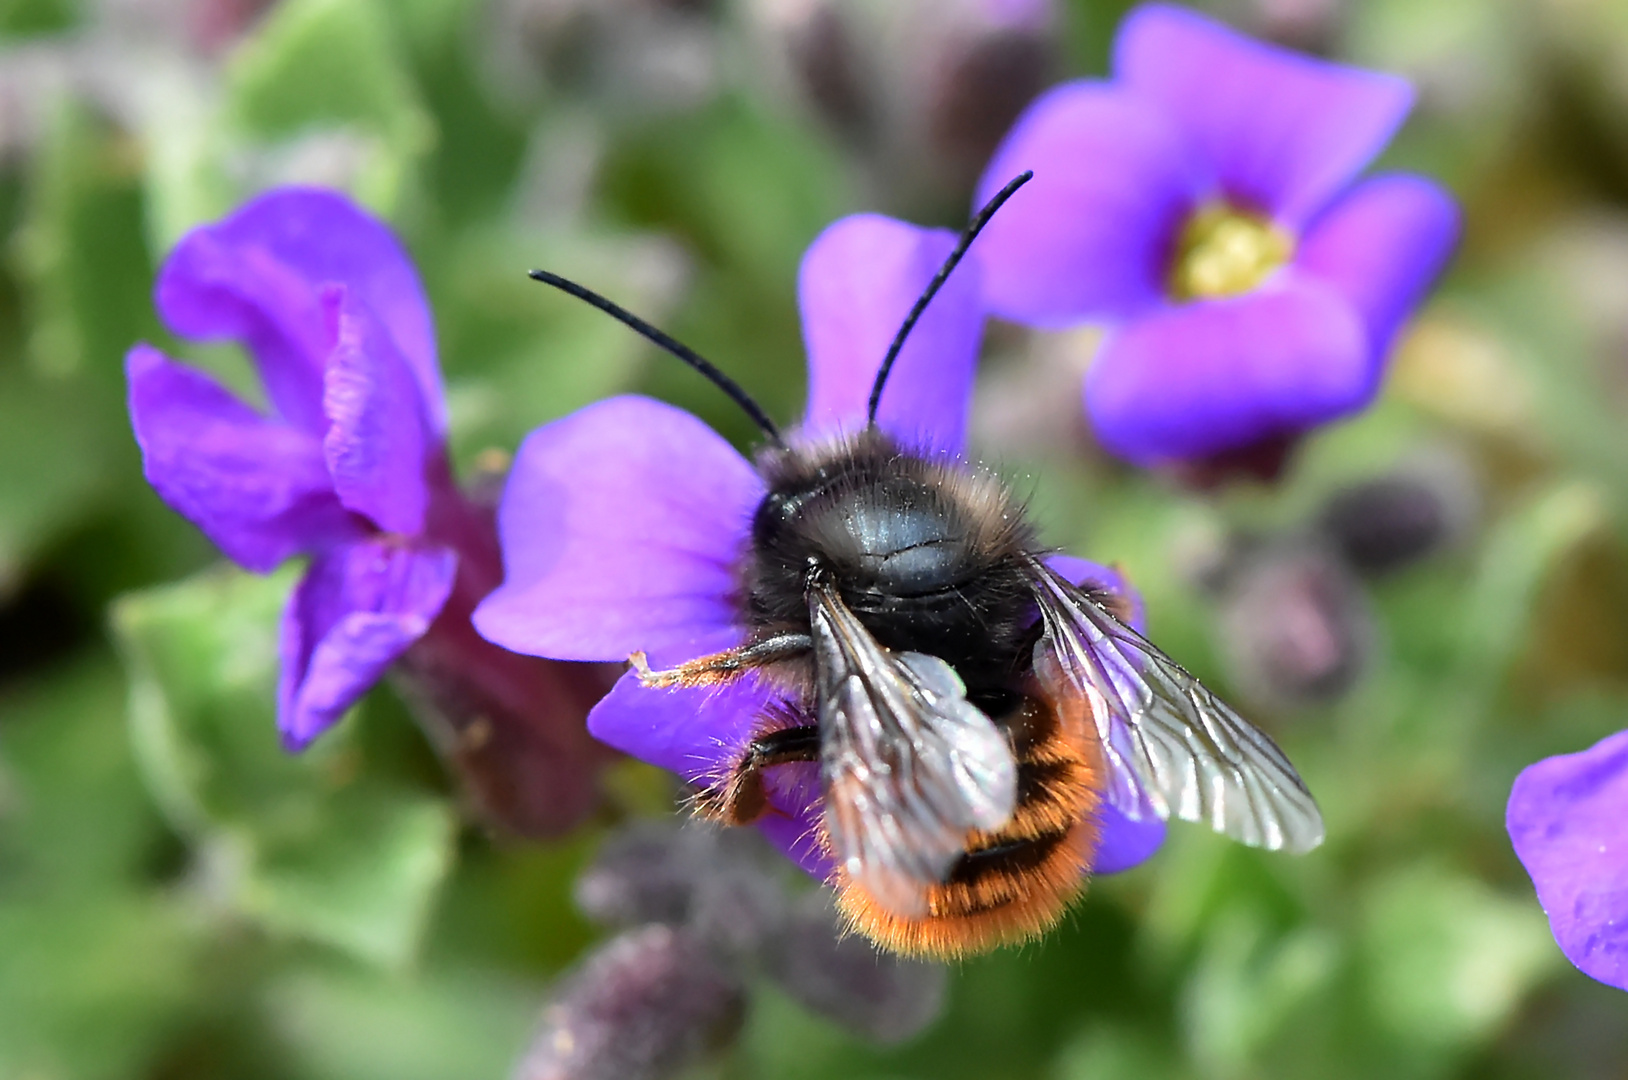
[{"left": 739, "top": 427, "right": 1041, "bottom": 690}]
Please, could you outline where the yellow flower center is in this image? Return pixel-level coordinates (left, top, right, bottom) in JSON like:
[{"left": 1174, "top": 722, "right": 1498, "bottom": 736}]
[{"left": 1168, "top": 203, "right": 1294, "bottom": 302}]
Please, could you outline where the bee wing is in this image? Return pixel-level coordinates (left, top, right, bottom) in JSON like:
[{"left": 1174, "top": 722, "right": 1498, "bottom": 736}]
[
  {"left": 1028, "top": 561, "right": 1325, "bottom": 854},
  {"left": 809, "top": 582, "right": 1018, "bottom": 917}
]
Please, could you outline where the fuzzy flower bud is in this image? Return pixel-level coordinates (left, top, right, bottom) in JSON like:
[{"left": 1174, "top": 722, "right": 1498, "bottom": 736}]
[
  {"left": 1316, "top": 453, "right": 1477, "bottom": 577},
  {"left": 765, "top": 892, "right": 948, "bottom": 1045},
  {"left": 1214, "top": 539, "right": 1375, "bottom": 711},
  {"left": 514, "top": 925, "right": 745, "bottom": 1080},
  {"left": 747, "top": 0, "right": 1056, "bottom": 208}
]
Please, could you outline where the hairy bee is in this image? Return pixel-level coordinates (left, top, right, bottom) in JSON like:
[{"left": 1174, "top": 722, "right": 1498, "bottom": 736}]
[{"left": 533, "top": 173, "right": 1323, "bottom": 959}]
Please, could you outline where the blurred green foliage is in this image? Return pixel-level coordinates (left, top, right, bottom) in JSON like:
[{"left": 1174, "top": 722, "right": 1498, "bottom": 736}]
[{"left": 2, "top": 0, "right": 1628, "bottom": 1077}]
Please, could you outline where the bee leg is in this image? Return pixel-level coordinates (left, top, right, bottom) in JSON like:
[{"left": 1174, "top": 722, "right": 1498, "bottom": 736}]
[
  {"left": 693, "top": 724, "right": 821, "bottom": 826},
  {"left": 631, "top": 632, "right": 814, "bottom": 688}
]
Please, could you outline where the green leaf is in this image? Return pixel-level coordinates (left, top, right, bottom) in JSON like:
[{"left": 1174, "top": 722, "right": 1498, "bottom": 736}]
[
  {"left": 1179, "top": 907, "right": 1340, "bottom": 1078},
  {"left": 3, "top": 98, "right": 163, "bottom": 588},
  {"left": 137, "top": 67, "right": 239, "bottom": 253},
  {"left": 0, "top": 893, "right": 198, "bottom": 1080},
  {"left": 1360, "top": 865, "right": 1560, "bottom": 1056},
  {"left": 1450, "top": 480, "right": 1607, "bottom": 713},
  {"left": 432, "top": 226, "right": 667, "bottom": 467},
  {"left": 1054, "top": 1026, "right": 1184, "bottom": 1080},
  {"left": 244, "top": 784, "right": 456, "bottom": 970},
  {"left": 225, "top": 0, "right": 434, "bottom": 214},
  {"left": 262, "top": 961, "right": 539, "bottom": 1080},
  {"left": 0, "top": 657, "right": 165, "bottom": 892},
  {"left": 0, "top": 0, "right": 79, "bottom": 37},
  {"left": 111, "top": 566, "right": 456, "bottom": 968},
  {"left": 14, "top": 99, "right": 162, "bottom": 383},
  {"left": 0, "top": 361, "right": 116, "bottom": 595}
]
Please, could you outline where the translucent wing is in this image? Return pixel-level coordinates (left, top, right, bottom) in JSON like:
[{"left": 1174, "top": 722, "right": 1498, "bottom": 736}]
[
  {"left": 1028, "top": 560, "right": 1324, "bottom": 853},
  {"left": 809, "top": 580, "right": 1018, "bottom": 916}
]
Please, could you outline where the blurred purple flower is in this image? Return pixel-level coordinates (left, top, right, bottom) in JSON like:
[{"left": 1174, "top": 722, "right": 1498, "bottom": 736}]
[
  {"left": 128, "top": 187, "right": 456, "bottom": 750},
  {"left": 974, "top": 3, "right": 1459, "bottom": 470},
  {"left": 474, "top": 212, "right": 1164, "bottom": 877},
  {"left": 127, "top": 189, "right": 613, "bottom": 836},
  {"left": 1507, "top": 730, "right": 1628, "bottom": 992}
]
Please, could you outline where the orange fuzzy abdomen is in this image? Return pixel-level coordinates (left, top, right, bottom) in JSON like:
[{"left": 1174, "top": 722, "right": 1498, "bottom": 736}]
[{"left": 831, "top": 692, "right": 1106, "bottom": 960}]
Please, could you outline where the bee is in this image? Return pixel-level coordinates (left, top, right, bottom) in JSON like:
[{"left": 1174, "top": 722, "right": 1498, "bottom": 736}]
[{"left": 530, "top": 173, "right": 1324, "bottom": 959}]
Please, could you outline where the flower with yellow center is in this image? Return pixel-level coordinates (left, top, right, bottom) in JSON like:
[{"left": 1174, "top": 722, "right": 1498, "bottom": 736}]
[
  {"left": 971, "top": 3, "right": 1460, "bottom": 469},
  {"left": 1168, "top": 204, "right": 1295, "bottom": 302}
]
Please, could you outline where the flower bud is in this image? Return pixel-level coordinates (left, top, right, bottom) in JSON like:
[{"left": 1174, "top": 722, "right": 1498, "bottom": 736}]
[
  {"left": 760, "top": 0, "right": 876, "bottom": 144},
  {"left": 1317, "top": 452, "right": 1478, "bottom": 576},
  {"left": 576, "top": 821, "right": 789, "bottom": 960},
  {"left": 487, "top": 0, "right": 722, "bottom": 111},
  {"left": 763, "top": 891, "right": 948, "bottom": 1044},
  {"left": 1214, "top": 540, "right": 1375, "bottom": 711},
  {"left": 514, "top": 925, "right": 745, "bottom": 1080},
  {"left": 1237, "top": 0, "right": 1346, "bottom": 54},
  {"left": 745, "top": 0, "right": 1056, "bottom": 208},
  {"left": 916, "top": 1, "right": 1054, "bottom": 187},
  {"left": 186, "top": 0, "right": 279, "bottom": 55}
]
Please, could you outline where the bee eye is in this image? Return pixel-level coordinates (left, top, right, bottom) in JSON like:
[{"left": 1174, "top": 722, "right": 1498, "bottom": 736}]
[{"left": 753, "top": 491, "right": 800, "bottom": 541}]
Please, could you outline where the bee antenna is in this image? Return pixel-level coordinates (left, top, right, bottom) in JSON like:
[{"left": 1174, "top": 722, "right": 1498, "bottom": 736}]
[
  {"left": 866, "top": 170, "right": 1033, "bottom": 426},
  {"left": 528, "top": 270, "right": 785, "bottom": 447}
]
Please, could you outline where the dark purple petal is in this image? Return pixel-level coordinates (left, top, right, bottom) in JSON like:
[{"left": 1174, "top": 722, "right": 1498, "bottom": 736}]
[
  {"left": 473, "top": 395, "right": 765, "bottom": 664},
  {"left": 278, "top": 538, "right": 458, "bottom": 750},
  {"left": 1115, "top": 4, "right": 1412, "bottom": 227},
  {"left": 1297, "top": 174, "right": 1460, "bottom": 366},
  {"left": 975, "top": 82, "right": 1208, "bottom": 325},
  {"left": 157, "top": 187, "right": 445, "bottom": 435},
  {"left": 127, "top": 344, "right": 356, "bottom": 572},
  {"left": 1085, "top": 279, "right": 1367, "bottom": 465},
  {"left": 1091, "top": 803, "right": 1167, "bottom": 874},
  {"left": 1508, "top": 730, "right": 1628, "bottom": 991},
  {"left": 321, "top": 286, "right": 433, "bottom": 536},
  {"left": 799, "top": 215, "right": 984, "bottom": 455}
]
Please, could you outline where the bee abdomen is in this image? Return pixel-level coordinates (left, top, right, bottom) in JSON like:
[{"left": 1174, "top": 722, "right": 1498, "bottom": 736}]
[{"left": 832, "top": 693, "right": 1106, "bottom": 959}]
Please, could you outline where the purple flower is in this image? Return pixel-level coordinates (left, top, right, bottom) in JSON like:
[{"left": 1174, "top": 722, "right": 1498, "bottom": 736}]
[
  {"left": 128, "top": 188, "right": 455, "bottom": 750},
  {"left": 1507, "top": 730, "right": 1628, "bottom": 991},
  {"left": 127, "top": 189, "right": 613, "bottom": 836},
  {"left": 972, "top": 3, "right": 1460, "bottom": 470},
  {"left": 474, "top": 212, "right": 1165, "bottom": 878}
]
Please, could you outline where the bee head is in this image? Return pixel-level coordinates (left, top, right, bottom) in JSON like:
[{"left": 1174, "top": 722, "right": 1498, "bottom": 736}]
[{"left": 744, "top": 433, "right": 1035, "bottom": 670}]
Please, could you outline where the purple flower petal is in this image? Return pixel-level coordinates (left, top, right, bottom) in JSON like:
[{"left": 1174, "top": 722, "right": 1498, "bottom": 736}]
[
  {"left": 321, "top": 286, "right": 433, "bottom": 536},
  {"left": 975, "top": 82, "right": 1208, "bottom": 325},
  {"left": 473, "top": 395, "right": 765, "bottom": 664},
  {"left": 278, "top": 538, "right": 458, "bottom": 750},
  {"left": 1508, "top": 729, "right": 1628, "bottom": 991},
  {"left": 587, "top": 668, "right": 776, "bottom": 783},
  {"left": 1091, "top": 803, "right": 1167, "bottom": 874},
  {"left": 1115, "top": 4, "right": 1412, "bottom": 227},
  {"left": 756, "top": 778, "right": 835, "bottom": 880},
  {"left": 1048, "top": 553, "right": 1147, "bottom": 632},
  {"left": 156, "top": 230, "right": 331, "bottom": 434},
  {"left": 127, "top": 344, "right": 356, "bottom": 572},
  {"left": 1297, "top": 175, "right": 1460, "bottom": 365},
  {"left": 591, "top": 670, "right": 835, "bottom": 877},
  {"left": 1045, "top": 554, "right": 1163, "bottom": 871},
  {"left": 799, "top": 215, "right": 985, "bottom": 455},
  {"left": 157, "top": 187, "right": 445, "bottom": 435},
  {"left": 1086, "top": 279, "right": 1367, "bottom": 465}
]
